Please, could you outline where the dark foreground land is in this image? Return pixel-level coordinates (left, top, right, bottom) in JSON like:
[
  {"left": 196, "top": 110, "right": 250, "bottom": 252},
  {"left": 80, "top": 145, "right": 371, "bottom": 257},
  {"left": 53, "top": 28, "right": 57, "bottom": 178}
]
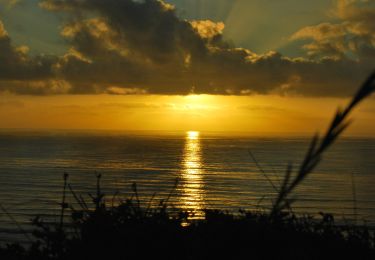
[{"left": 0, "top": 178, "right": 374, "bottom": 260}]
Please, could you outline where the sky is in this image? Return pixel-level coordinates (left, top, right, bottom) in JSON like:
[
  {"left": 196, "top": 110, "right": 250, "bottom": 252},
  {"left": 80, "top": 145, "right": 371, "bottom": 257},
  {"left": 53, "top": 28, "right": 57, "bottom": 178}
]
[{"left": 0, "top": 0, "right": 374, "bottom": 135}]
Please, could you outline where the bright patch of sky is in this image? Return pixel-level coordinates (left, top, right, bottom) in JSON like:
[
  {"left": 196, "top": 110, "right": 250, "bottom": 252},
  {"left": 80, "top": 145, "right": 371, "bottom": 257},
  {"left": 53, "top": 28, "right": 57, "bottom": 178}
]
[
  {"left": 0, "top": 0, "right": 66, "bottom": 55},
  {"left": 168, "top": 0, "right": 333, "bottom": 55}
]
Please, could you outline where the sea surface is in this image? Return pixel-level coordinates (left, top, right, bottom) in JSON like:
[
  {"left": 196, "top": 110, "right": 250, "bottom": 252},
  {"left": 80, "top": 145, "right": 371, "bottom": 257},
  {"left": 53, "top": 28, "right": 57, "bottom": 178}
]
[{"left": 0, "top": 131, "right": 374, "bottom": 242}]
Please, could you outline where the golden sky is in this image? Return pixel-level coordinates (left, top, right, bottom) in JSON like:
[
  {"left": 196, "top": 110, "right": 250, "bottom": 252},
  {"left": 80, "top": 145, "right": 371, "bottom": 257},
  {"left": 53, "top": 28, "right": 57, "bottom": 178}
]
[
  {"left": 1, "top": 94, "right": 374, "bottom": 136},
  {"left": 0, "top": 0, "right": 374, "bottom": 135}
]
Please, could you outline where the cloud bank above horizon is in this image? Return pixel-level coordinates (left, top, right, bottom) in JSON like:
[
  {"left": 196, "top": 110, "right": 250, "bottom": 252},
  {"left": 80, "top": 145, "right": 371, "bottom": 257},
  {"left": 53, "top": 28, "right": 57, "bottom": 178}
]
[{"left": 0, "top": 0, "right": 374, "bottom": 96}]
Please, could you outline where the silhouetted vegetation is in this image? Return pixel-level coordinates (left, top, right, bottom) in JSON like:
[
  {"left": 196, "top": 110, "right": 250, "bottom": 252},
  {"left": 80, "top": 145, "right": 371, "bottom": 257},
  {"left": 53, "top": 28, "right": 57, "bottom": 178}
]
[
  {"left": 271, "top": 71, "right": 375, "bottom": 215},
  {"left": 0, "top": 72, "right": 374, "bottom": 259},
  {"left": 1, "top": 173, "right": 375, "bottom": 260}
]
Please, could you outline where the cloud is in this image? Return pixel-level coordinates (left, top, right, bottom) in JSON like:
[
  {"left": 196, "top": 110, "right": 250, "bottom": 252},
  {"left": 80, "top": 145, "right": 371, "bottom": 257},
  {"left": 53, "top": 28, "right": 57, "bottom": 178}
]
[
  {"left": 190, "top": 20, "right": 225, "bottom": 39},
  {"left": 291, "top": 0, "right": 375, "bottom": 60},
  {"left": 0, "top": 21, "right": 8, "bottom": 37},
  {"left": 238, "top": 105, "right": 286, "bottom": 112},
  {"left": 0, "top": 0, "right": 21, "bottom": 8},
  {"left": 52, "top": 102, "right": 164, "bottom": 112},
  {"left": 0, "top": 0, "right": 373, "bottom": 96},
  {"left": 0, "top": 19, "right": 60, "bottom": 94},
  {"left": 97, "top": 102, "right": 163, "bottom": 109},
  {"left": 0, "top": 100, "right": 24, "bottom": 108}
]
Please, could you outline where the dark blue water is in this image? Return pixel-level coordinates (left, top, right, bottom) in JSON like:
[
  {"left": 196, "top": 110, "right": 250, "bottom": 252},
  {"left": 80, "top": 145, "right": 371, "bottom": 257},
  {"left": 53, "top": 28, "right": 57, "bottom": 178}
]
[{"left": 0, "top": 131, "right": 374, "bottom": 241}]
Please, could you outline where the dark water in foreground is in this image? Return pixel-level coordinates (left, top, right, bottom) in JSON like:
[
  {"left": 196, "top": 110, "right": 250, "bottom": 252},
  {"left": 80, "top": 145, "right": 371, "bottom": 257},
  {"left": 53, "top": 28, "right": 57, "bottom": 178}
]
[{"left": 0, "top": 131, "right": 374, "bottom": 241}]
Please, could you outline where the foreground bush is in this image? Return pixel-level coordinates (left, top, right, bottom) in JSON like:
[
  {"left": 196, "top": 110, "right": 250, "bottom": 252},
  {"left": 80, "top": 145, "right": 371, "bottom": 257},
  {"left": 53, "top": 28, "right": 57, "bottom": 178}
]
[{"left": 0, "top": 178, "right": 374, "bottom": 260}]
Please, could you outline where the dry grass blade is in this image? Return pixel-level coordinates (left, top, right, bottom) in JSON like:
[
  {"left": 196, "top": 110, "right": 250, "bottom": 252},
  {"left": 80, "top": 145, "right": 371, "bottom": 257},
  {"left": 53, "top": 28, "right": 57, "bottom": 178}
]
[
  {"left": 68, "top": 184, "right": 89, "bottom": 211},
  {"left": 271, "top": 71, "right": 375, "bottom": 216},
  {"left": 59, "top": 173, "right": 69, "bottom": 229},
  {"left": 248, "top": 150, "right": 279, "bottom": 193},
  {"left": 0, "top": 204, "right": 33, "bottom": 243},
  {"left": 165, "top": 178, "right": 179, "bottom": 205}
]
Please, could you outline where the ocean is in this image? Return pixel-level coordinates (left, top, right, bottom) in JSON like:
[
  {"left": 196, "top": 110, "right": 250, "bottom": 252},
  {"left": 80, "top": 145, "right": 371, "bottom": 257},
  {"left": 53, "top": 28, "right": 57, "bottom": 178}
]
[{"left": 0, "top": 131, "right": 374, "bottom": 242}]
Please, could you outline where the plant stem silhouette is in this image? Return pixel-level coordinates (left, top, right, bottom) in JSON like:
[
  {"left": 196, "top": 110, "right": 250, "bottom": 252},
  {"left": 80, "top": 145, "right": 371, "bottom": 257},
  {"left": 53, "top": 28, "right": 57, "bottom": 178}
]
[{"left": 271, "top": 71, "right": 375, "bottom": 216}]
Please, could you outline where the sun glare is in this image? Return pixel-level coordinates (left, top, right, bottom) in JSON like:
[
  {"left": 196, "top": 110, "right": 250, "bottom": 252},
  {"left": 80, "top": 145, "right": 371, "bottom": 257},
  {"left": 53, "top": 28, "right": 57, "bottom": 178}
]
[
  {"left": 187, "top": 131, "right": 200, "bottom": 140},
  {"left": 180, "top": 130, "right": 205, "bottom": 221},
  {"left": 178, "top": 95, "right": 215, "bottom": 111}
]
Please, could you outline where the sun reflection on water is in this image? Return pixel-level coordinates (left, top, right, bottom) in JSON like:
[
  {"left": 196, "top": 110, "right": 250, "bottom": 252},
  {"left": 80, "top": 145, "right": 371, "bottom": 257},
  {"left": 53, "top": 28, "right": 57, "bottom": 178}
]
[{"left": 180, "top": 131, "right": 205, "bottom": 219}]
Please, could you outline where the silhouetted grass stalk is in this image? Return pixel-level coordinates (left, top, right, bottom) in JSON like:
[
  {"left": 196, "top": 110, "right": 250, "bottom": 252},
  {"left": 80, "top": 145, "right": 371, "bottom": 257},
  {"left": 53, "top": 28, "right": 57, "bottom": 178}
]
[
  {"left": 271, "top": 71, "right": 375, "bottom": 216},
  {"left": 0, "top": 204, "right": 32, "bottom": 243},
  {"left": 59, "top": 173, "right": 69, "bottom": 230},
  {"left": 351, "top": 171, "right": 358, "bottom": 224}
]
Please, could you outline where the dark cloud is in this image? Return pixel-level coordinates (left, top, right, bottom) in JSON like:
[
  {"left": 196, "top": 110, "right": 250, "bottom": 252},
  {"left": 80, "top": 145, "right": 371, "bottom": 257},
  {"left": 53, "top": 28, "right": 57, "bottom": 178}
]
[
  {"left": 0, "top": 20, "right": 63, "bottom": 94},
  {"left": 0, "top": 0, "right": 374, "bottom": 96}
]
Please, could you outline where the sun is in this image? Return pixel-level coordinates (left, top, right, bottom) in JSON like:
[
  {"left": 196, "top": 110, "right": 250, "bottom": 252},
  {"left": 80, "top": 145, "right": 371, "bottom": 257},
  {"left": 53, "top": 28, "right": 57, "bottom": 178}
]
[{"left": 187, "top": 131, "right": 200, "bottom": 140}]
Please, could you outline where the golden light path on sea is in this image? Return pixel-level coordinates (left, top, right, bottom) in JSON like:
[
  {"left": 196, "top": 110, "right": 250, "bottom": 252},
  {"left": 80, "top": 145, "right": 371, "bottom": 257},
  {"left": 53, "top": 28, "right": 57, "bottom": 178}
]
[{"left": 180, "top": 131, "right": 205, "bottom": 220}]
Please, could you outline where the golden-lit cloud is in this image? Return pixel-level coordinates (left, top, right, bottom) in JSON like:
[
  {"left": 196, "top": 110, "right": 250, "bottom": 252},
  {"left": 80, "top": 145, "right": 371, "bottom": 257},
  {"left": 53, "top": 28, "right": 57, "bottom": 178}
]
[
  {"left": 190, "top": 20, "right": 225, "bottom": 39},
  {"left": 0, "top": 0, "right": 373, "bottom": 97},
  {"left": 0, "top": 20, "right": 8, "bottom": 37},
  {"left": 291, "top": 0, "right": 375, "bottom": 60}
]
